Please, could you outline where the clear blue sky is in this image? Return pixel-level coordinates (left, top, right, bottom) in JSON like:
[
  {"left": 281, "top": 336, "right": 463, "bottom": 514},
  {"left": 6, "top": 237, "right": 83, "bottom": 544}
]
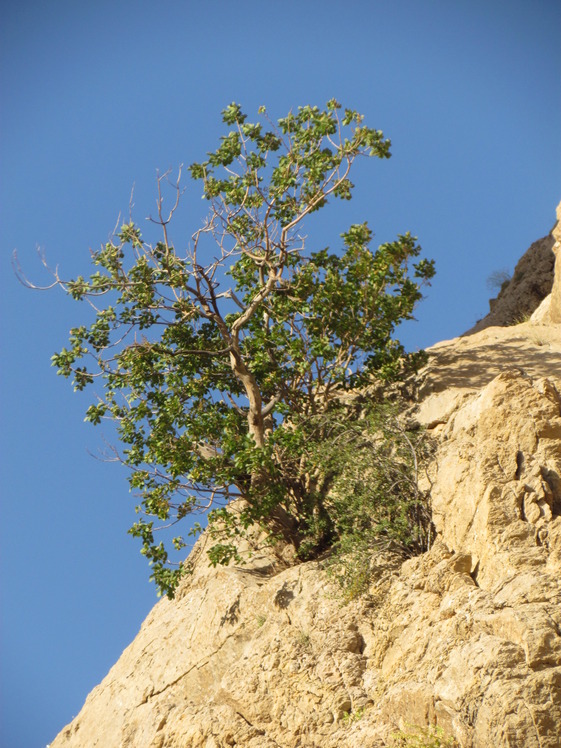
[{"left": 1, "top": 1, "right": 559, "bottom": 746}]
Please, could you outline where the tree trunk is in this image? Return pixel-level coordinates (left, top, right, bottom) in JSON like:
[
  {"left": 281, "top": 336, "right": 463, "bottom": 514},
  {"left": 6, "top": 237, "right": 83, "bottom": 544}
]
[{"left": 229, "top": 350, "right": 266, "bottom": 447}]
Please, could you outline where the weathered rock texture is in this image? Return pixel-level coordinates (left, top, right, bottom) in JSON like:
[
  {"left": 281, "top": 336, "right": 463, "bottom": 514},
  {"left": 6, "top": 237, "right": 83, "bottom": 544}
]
[
  {"left": 50, "top": 221, "right": 561, "bottom": 748},
  {"left": 465, "top": 201, "right": 560, "bottom": 333},
  {"left": 549, "top": 201, "right": 561, "bottom": 323}
]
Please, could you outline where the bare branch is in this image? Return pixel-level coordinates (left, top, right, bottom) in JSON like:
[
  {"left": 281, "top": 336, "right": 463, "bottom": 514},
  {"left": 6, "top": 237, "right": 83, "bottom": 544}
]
[{"left": 12, "top": 248, "right": 60, "bottom": 290}]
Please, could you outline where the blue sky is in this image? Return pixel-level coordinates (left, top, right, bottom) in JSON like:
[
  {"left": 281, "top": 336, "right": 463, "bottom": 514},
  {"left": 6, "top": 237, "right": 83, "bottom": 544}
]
[{"left": 1, "top": 1, "right": 559, "bottom": 746}]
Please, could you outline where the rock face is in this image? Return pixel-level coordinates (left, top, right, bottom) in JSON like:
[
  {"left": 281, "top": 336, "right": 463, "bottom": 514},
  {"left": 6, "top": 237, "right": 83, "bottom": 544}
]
[
  {"left": 549, "top": 201, "right": 561, "bottom": 323},
  {"left": 50, "top": 223, "right": 561, "bottom": 748},
  {"left": 465, "top": 202, "right": 560, "bottom": 333}
]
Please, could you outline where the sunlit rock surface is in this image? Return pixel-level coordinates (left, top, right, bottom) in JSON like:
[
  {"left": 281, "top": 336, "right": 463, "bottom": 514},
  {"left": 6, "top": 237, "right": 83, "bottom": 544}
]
[{"left": 50, "top": 207, "right": 561, "bottom": 748}]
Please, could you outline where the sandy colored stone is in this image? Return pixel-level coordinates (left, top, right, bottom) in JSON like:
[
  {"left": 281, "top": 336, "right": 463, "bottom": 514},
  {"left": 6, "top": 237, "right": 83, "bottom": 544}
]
[
  {"left": 49, "top": 332, "right": 561, "bottom": 748},
  {"left": 415, "top": 317, "right": 561, "bottom": 429},
  {"left": 49, "top": 216, "right": 561, "bottom": 748},
  {"left": 549, "top": 200, "right": 561, "bottom": 323}
]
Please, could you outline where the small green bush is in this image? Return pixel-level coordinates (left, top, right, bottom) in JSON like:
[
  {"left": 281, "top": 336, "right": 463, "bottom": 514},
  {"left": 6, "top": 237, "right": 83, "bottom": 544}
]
[
  {"left": 342, "top": 706, "right": 365, "bottom": 724},
  {"left": 296, "top": 630, "right": 312, "bottom": 649},
  {"left": 307, "top": 400, "right": 434, "bottom": 600},
  {"left": 390, "top": 724, "right": 458, "bottom": 747}
]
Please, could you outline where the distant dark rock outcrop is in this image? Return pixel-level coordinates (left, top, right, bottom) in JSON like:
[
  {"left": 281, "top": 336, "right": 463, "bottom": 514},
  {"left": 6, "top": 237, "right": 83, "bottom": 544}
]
[{"left": 465, "top": 204, "right": 560, "bottom": 334}]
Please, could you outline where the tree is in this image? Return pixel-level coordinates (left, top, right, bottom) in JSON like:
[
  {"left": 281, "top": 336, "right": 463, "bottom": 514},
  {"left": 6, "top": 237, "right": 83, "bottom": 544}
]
[{"left": 22, "top": 100, "right": 435, "bottom": 597}]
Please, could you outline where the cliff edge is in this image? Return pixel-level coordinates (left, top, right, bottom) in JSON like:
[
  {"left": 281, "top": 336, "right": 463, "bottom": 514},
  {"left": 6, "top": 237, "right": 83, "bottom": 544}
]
[{"left": 50, "top": 206, "right": 561, "bottom": 748}]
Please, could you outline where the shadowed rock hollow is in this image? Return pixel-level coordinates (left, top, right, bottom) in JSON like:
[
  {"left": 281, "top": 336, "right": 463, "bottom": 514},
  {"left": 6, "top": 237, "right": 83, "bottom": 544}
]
[{"left": 50, "top": 205, "right": 561, "bottom": 748}]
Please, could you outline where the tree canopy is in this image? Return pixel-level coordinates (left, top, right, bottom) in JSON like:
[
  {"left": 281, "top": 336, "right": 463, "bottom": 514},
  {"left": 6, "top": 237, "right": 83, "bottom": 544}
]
[{"left": 32, "top": 100, "right": 435, "bottom": 597}]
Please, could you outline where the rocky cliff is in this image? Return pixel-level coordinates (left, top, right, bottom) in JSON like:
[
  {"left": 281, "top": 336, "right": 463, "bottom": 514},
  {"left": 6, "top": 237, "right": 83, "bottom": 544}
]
[
  {"left": 466, "top": 202, "right": 560, "bottom": 333},
  {"left": 50, "top": 207, "right": 561, "bottom": 748}
]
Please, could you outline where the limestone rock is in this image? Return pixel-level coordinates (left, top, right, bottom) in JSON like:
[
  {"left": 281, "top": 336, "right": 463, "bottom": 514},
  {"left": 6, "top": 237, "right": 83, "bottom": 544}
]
[
  {"left": 49, "top": 317, "right": 561, "bottom": 748},
  {"left": 49, "top": 215, "right": 561, "bottom": 748},
  {"left": 548, "top": 201, "right": 561, "bottom": 323}
]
